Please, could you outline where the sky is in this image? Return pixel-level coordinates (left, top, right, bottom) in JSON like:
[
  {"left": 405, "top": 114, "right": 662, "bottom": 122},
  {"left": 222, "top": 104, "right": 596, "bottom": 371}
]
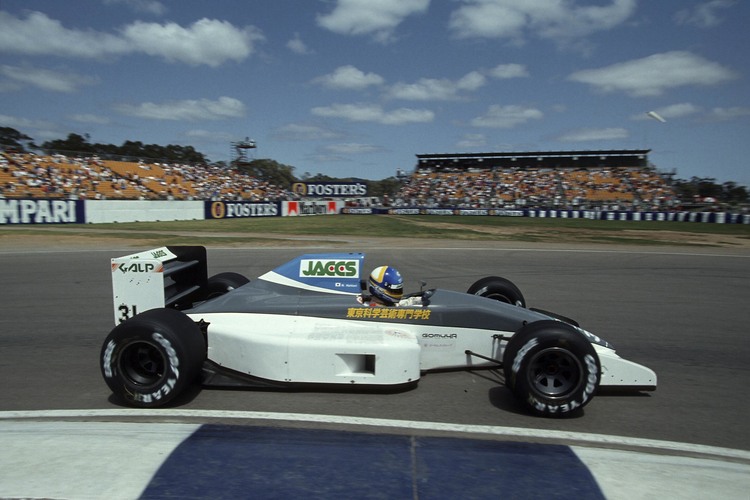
[{"left": 0, "top": 0, "right": 748, "bottom": 186}]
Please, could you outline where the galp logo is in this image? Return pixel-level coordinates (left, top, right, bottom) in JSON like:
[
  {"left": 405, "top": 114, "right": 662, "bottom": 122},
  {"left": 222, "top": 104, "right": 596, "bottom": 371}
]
[{"left": 300, "top": 260, "right": 359, "bottom": 278}]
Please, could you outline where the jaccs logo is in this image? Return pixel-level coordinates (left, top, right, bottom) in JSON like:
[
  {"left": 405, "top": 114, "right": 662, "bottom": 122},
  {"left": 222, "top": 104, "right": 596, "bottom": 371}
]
[{"left": 300, "top": 260, "right": 359, "bottom": 278}]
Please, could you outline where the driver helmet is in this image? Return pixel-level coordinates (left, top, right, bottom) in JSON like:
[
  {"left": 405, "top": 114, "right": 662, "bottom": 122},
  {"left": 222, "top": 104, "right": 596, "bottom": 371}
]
[{"left": 368, "top": 266, "right": 403, "bottom": 305}]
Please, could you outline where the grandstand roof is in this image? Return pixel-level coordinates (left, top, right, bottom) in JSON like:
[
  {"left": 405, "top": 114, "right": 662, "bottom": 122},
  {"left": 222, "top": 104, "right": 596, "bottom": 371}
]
[{"left": 415, "top": 149, "right": 651, "bottom": 170}]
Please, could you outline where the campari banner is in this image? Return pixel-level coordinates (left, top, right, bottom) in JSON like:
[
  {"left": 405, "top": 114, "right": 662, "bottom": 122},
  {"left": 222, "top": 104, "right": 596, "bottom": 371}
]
[{"left": 0, "top": 199, "right": 85, "bottom": 224}]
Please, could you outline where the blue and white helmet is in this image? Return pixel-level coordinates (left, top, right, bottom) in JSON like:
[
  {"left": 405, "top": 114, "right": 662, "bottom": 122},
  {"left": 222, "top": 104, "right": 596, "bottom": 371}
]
[{"left": 368, "top": 266, "right": 403, "bottom": 305}]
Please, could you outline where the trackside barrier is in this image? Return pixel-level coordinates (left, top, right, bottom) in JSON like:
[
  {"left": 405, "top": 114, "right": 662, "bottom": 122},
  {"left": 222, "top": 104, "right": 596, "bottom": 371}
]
[
  {"left": 341, "top": 206, "right": 750, "bottom": 224},
  {"left": 0, "top": 199, "right": 85, "bottom": 224},
  {"left": 1, "top": 198, "right": 747, "bottom": 224}
]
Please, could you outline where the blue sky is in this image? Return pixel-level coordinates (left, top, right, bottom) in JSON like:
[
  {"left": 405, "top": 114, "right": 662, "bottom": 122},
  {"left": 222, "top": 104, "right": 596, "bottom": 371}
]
[{"left": 1, "top": 0, "right": 748, "bottom": 186}]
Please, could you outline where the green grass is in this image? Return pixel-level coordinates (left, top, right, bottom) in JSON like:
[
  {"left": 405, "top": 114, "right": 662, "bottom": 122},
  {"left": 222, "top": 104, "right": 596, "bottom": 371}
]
[{"left": 2, "top": 214, "right": 749, "bottom": 246}]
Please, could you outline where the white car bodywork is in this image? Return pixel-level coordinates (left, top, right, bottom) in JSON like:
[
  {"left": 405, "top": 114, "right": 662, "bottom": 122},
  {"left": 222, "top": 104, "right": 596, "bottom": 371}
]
[{"left": 110, "top": 246, "right": 656, "bottom": 391}]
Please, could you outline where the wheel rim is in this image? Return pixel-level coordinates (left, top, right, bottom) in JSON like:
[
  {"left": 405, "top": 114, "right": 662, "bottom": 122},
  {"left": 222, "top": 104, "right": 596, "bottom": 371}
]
[
  {"left": 119, "top": 340, "right": 166, "bottom": 387},
  {"left": 527, "top": 347, "right": 582, "bottom": 398},
  {"left": 484, "top": 291, "right": 512, "bottom": 303}
]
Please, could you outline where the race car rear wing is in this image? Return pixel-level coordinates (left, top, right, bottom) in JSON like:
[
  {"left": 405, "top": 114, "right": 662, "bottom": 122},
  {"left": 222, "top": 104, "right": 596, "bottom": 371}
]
[{"left": 111, "top": 246, "right": 207, "bottom": 325}]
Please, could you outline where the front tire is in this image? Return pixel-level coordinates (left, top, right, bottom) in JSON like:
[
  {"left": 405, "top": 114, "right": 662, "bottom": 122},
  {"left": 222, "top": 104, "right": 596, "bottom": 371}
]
[
  {"left": 467, "top": 276, "right": 526, "bottom": 307},
  {"left": 503, "top": 320, "right": 600, "bottom": 417},
  {"left": 100, "top": 308, "right": 205, "bottom": 408}
]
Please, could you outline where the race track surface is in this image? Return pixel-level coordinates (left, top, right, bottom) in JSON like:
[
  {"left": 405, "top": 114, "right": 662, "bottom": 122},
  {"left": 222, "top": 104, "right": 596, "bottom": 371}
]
[{"left": 1, "top": 241, "right": 748, "bottom": 452}]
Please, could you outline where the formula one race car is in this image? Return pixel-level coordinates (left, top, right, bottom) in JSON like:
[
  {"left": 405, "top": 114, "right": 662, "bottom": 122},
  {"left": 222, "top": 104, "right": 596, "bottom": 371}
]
[{"left": 101, "top": 246, "right": 656, "bottom": 417}]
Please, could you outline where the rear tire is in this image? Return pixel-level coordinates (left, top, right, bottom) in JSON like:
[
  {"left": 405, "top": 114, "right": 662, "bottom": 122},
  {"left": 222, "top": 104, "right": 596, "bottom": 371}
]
[
  {"left": 205, "top": 272, "right": 249, "bottom": 299},
  {"left": 503, "top": 320, "right": 600, "bottom": 417},
  {"left": 467, "top": 276, "right": 526, "bottom": 307},
  {"left": 100, "top": 308, "right": 205, "bottom": 408}
]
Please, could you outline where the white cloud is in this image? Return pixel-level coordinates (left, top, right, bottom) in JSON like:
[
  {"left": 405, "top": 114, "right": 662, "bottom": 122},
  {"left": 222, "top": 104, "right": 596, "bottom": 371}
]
[
  {"left": 489, "top": 63, "right": 529, "bottom": 79},
  {"left": 708, "top": 107, "right": 750, "bottom": 121},
  {"left": 122, "top": 19, "right": 263, "bottom": 67},
  {"left": 0, "top": 65, "right": 98, "bottom": 92},
  {"left": 456, "top": 133, "right": 487, "bottom": 149},
  {"left": 0, "top": 11, "right": 262, "bottom": 66},
  {"left": 324, "top": 143, "right": 380, "bottom": 154},
  {"left": 388, "top": 71, "right": 486, "bottom": 101},
  {"left": 471, "top": 104, "right": 543, "bottom": 128},
  {"left": 272, "top": 123, "right": 343, "bottom": 141},
  {"left": 0, "top": 11, "right": 130, "bottom": 58},
  {"left": 568, "top": 51, "right": 738, "bottom": 97},
  {"left": 115, "top": 96, "right": 246, "bottom": 121},
  {"left": 103, "top": 0, "right": 167, "bottom": 16},
  {"left": 631, "top": 103, "right": 701, "bottom": 121},
  {"left": 70, "top": 114, "right": 110, "bottom": 125},
  {"left": 317, "top": 0, "right": 430, "bottom": 43},
  {"left": 449, "top": 0, "right": 637, "bottom": 42},
  {"left": 311, "top": 102, "right": 434, "bottom": 125},
  {"left": 184, "top": 129, "right": 236, "bottom": 142},
  {"left": 287, "top": 33, "right": 312, "bottom": 55},
  {"left": 557, "top": 127, "right": 629, "bottom": 142},
  {"left": 0, "top": 113, "right": 57, "bottom": 131},
  {"left": 314, "top": 65, "right": 385, "bottom": 90},
  {"left": 675, "top": 0, "right": 736, "bottom": 28}
]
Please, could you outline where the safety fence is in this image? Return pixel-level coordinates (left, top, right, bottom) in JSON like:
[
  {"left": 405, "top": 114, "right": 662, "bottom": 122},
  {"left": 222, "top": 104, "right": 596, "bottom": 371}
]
[{"left": 1, "top": 198, "right": 748, "bottom": 224}]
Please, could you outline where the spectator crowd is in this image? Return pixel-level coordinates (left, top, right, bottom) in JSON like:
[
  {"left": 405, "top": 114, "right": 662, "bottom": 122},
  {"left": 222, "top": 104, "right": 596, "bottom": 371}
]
[
  {"left": 1, "top": 152, "right": 292, "bottom": 202},
  {"left": 2, "top": 151, "right": 676, "bottom": 210},
  {"left": 392, "top": 164, "right": 676, "bottom": 211}
]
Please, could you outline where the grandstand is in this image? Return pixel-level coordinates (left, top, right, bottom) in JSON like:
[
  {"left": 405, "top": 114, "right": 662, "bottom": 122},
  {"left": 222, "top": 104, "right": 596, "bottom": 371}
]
[
  {"left": 394, "top": 149, "right": 676, "bottom": 210},
  {"left": 0, "top": 152, "right": 290, "bottom": 202},
  {"left": 2, "top": 148, "right": 677, "bottom": 209}
]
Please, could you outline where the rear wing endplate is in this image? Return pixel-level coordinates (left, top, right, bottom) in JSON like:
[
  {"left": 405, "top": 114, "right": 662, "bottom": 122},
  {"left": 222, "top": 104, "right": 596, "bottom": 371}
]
[{"left": 111, "top": 246, "right": 207, "bottom": 324}]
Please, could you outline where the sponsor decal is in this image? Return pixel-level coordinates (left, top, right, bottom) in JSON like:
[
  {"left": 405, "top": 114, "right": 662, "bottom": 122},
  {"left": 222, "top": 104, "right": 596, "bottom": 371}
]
[
  {"left": 0, "top": 199, "right": 82, "bottom": 224},
  {"left": 388, "top": 208, "right": 421, "bottom": 215},
  {"left": 343, "top": 208, "right": 373, "bottom": 215},
  {"left": 424, "top": 208, "right": 455, "bottom": 215},
  {"left": 489, "top": 209, "right": 524, "bottom": 217},
  {"left": 102, "top": 340, "right": 116, "bottom": 377},
  {"left": 512, "top": 337, "right": 538, "bottom": 376},
  {"left": 301, "top": 259, "right": 359, "bottom": 278},
  {"left": 346, "top": 307, "right": 432, "bottom": 320},
  {"left": 421, "top": 332, "right": 457, "bottom": 348},
  {"left": 421, "top": 333, "right": 457, "bottom": 339},
  {"left": 292, "top": 182, "right": 367, "bottom": 197},
  {"left": 286, "top": 201, "right": 339, "bottom": 216},
  {"left": 457, "top": 209, "right": 488, "bottom": 216},
  {"left": 207, "top": 201, "right": 278, "bottom": 219},
  {"left": 114, "top": 262, "right": 161, "bottom": 274}
]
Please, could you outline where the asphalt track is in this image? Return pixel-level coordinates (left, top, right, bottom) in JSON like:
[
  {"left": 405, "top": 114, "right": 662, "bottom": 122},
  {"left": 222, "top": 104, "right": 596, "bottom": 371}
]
[{"left": 1, "top": 240, "right": 749, "bottom": 498}]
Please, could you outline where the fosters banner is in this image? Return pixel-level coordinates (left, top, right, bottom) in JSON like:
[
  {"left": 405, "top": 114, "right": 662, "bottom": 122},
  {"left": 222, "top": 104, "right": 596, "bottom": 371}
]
[
  {"left": 291, "top": 182, "right": 367, "bottom": 197},
  {"left": 205, "top": 201, "right": 280, "bottom": 219}
]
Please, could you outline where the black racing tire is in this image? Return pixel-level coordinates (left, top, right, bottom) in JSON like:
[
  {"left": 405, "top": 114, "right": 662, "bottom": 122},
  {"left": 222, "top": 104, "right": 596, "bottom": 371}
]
[
  {"left": 503, "top": 320, "right": 600, "bottom": 417},
  {"left": 467, "top": 276, "right": 526, "bottom": 307},
  {"left": 100, "top": 308, "right": 206, "bottom": 408},
  {"left": 205, "top": 272, "right": 250, "bottom": 299}
]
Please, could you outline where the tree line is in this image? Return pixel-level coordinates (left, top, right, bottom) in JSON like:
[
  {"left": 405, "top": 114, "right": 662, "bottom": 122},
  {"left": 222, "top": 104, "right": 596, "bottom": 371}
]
[{"left": 0, "top": 127, "right": 746, "bottom": 204}]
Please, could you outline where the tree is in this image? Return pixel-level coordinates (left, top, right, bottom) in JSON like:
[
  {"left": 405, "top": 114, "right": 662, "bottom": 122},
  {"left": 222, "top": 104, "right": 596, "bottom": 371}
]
[
  {"left": 721, "top": 182, "right": 748, "bottom": 205},
  {"left": 237, "top": 158, "right": 297, "bottom": 188},
  {"left": 0, "top": 127, "right": 34, "bottom": 152},
  {"left": 367, "top": 177, "right": 402, "bottom": 198},
  {"left": 41, "top": 133, "right": 95, "bottom": 154}
]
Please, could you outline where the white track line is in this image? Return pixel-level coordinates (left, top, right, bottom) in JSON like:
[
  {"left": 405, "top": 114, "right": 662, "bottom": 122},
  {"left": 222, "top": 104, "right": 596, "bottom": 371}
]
[{"left": 2, "top": 409, "right": 748, "bottom": 462}]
